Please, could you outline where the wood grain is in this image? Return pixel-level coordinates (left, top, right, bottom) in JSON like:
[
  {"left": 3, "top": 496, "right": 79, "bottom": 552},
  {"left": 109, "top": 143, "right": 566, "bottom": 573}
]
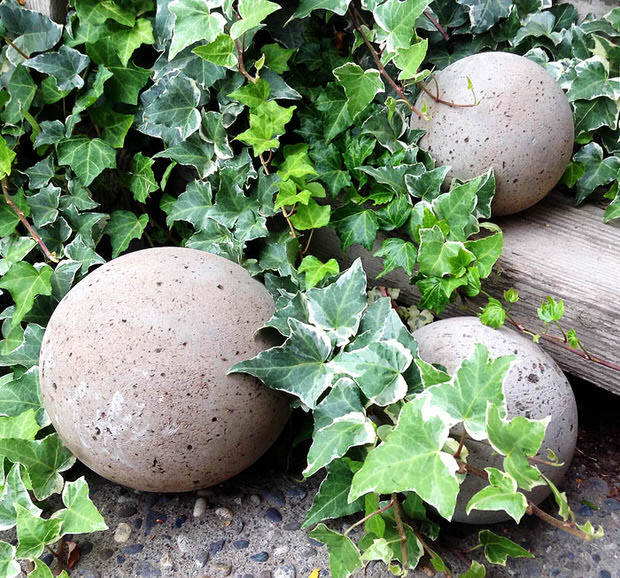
[{"left": 310, "top": 190, "right": 620, "bottom": 394}]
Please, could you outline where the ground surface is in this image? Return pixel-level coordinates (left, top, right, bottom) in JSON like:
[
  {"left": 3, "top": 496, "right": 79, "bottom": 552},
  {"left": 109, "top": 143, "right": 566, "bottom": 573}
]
[{"left": 18, "top": 378, "right": 620, "bottom": 578}]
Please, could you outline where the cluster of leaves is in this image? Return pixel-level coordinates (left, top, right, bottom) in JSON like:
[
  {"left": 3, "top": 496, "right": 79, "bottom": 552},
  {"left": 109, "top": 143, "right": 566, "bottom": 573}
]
[{"left": 232, "top": 260, "right": 603, "bottom": 577}]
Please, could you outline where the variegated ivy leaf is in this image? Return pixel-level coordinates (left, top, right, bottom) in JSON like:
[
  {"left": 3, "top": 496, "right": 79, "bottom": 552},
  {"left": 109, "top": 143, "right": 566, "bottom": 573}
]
[
  {"left": 333, "top": 62, "right": 384, "bottom": 120},
  {"left": 417, "top": 225, "right": 475, "bottom": 278},
  {"left": 573, "top": 142, "right": 620, "bottom": 203},
  {"left": 24, "top": 45, "right": 90, "bottom": 91},
  {"left": 0, "top": 409, "right": 40, "bottom": 440},
  {"left": 373, "top": 0, "right": 431, "bottom": 52},
  {"left": 23, "top": 156, "right": 54, "bottom": 190},
  {"left": 51, "top": 477, "right": 108, "bottom": 534},
  {"left": 304, "top": 378, "right": 376, "bottom": 476},
  {"left": 466, "top": 468, "right": 528, "bottom": 523},
  {"left": 478, "top": 530, "right": 534, "bottom": 566},
  {"left": 104, "top": 210, "right": 148, "bottom": 258},
  {"left": 229, "top": 318, "right": 334, "bottom": 409},
  {"left": 15, "top": 503, "right": 62, "bottom": 560},
  {"left": 0, "top": 237, "right": 36, "bottom": 277},
  {"left": 0, "top": 540, "right": 20, "bottom": 578},
  {"left": 167, "top": 180, "right": 213, "bottom": 230},
  {"left": 306, "top": 259, "right": 367, "bottom": 347},
  {"left": 263, "top": 291, "right": 309, "bottom": 337},
  {"left": 566, "top": 57, "right": 620, "bottom": 102},
  {"left": 57, "top": 137, "right": 116, "bottom": 186},
  {"left": 456, "top": 0, "right": 512, "bottom": 33},
  {"left": 229, "top": 0, "right": 280, "bottom": 40},
  {"left": 414, "top": 357, "right": 450, "bottom": 389},
  {"left": 542, "top": 474, "right": 574, "bottom": 522},
  {"left": 168, "top": 0, "right": 226, "bottom": 60},
  {"left": 309, "top": 524, "right": 363, "bottom": 578},
  {"left": 0, "top": 463, "right": 42, "bottom": 532},
  {"left": 349, "top": 396, "right": 460, "bottom": 520},
  {"left": 290, "top": 0, "right": 352, "bottom": 21},
  {"left": 0, "top": 324, "right": 45, "bottom": 369},
  {"left": 374, "top": 237, "right": 417, "bottom": 278}
]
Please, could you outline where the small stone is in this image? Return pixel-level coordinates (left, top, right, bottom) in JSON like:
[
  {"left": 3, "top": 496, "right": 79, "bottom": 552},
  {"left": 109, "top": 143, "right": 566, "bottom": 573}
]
[
  {"left": 211, "top": 562, "right": 232, "bottom": 576},
  {"left": 307, "top": 538, "right": 323, "bottom": 548},
  {"left": 273, "top": 545, "right": 289, "bottom": 558},
  {"left": 234, "top": 540, "right": 250, "bottom": 550},
  {"left": 283, "top": 521, "right": 300, "bottom": 531},
  {"left": 592, "top": 553, "right": 601, "bottom": 563},
  {"left": 160, "top": 553, "right": 173, "bottom": 568},
  {"left": 210, "top": 539, "right": 225, "bottom": 555},
  {"left": 135, "top": 560, "right": 162, "bottom": 577},
  {"left": 604, "top": 498, "right": 620, "bottom": 511},
  {"left": 118, "top": 503, "right": 138, "bottom": 518},
  {"left": 302, "top": 547, "right": 317, "bottom": 558},
  {"left": 263, "top": 489, "right": 286, "bottom": 507},
  {"left": 599, "top": 571, "right": 611, "bottom": 578},
  {"left": 123, "top": 544, "right": 144, "bottom": 554},
  {"left": 177, "top": 535, "right": 194, "bottom": 553},
  {"left": 174, "top": 515, "right": 187, "bottom": 528},
  {"left": 74, "top": 570, "right": 99, "bottom": 578},
  {"left": 274, "top": 563, "right": 296, "bottom": 578},
  {"left": 114, "top": 522, "right": 132, "bottom": 543},
  {"left": 258, "top": 572, "right": 272, "bottom": 578},
  {"left": 287, "top": 486, "right": 307, "bottom": 504},
  {"left": 251, "top": 552, "right": 269, "bottom": 562},
  {"left": 194, "top": 551, "right": 210, "bottom": 568},
  {"left": 99, "top": 549, "right": 114, "bottom": 561},
  {"left": 265, "top": 508, "right": 282, "bottom": 523},
  {"left": 248, "top": 494, "right": 261, "bottom": 506},
  {"left": 216, "top": 507, "right": 233, "bottom": 520},
  {"left": 79, "top": 540, "right": 93, "bottom": 555},
  {"left": 145, "top": 511, "right": 166, "bottom": 535},
  {"left": 193, "top": 497, "right": 208, "bottom": 518},
  {"left": 577, "top": 504, "right": 594, "bottom": 517}
]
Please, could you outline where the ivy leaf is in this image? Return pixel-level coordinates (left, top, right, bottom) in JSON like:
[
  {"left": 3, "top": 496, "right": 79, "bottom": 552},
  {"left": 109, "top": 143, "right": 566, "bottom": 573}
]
[
  {"left": 111, "top": 18, "right": 154, "bottom": 67},
  {"left": 299, "top": 256, "right": 340, "bottom": 290},
  {"left": 185, "top": 221, "right": 243, "bottom": 263},
  {"left": 374, "top": 238, "right": 417, "bottom": 278},
  {"left": 349, "top": 396, "right": 460, "bottom": 520},
  {"left": 0, "top": 368, "right": 47, "bottom": 426},
  {"left": 26, "top": 184, "right": 61, "bottom": 228},
  {"left": 0, "top": 262, "right": 53, "bottom": 329},
  {"left": 406, "top": 166, "right": 451, "bottom": 201},
  {"left": 465, "top": 231, "right": 503, "bottom": 278},
  {"left": 0, "top": 324, "right": 45, "bottom": 369},
  {"left": 333, "top": 63, "right": 384, "bottom": 120},
  {"left": 309, "top": 144, "right": 352, "bottom": 197},
  {"left": 24, "top": 156, "right": 54, "bottom": 190},
  {"left": 153, "top": 135, "right": 216, "bottom": 179},
  {"left": 264, "top": 291, "right": 308, "bottom": 336},
  {"left": 304, "top": 379, "right": 376, "bottom": 476},
  {"left": 478, "top": 530, "right": 534, "bottom": 566},
  {"left": 424, "top": 344, "right": 513, "bottom": 440},
  {"left": 456, "top": 0, "right": 512, "bottom": 33},
  {"left": 64, "top": 235, "right": 105, "bottom": 274},
  {"left": 0, "top": 136, "right": 16, "bottom": 179},
  {"left": 537, "top": 296, "right": 565, "bottom": 323},
  {"left": 432, "top": 181, "right": 479, "bottom": 242},
  {"left": 167, "top": 180, "right": 213, "bottom": 230},
  {"left": 566, "top": 57, "right": 620, "bottom": 101},
  {"left": 24, "top": 46, "right": 90, "bottom": 91},
  {"left": 1, "top": 64, "right": 37, "bottom": 125},
  {"left": 230, "top": 319, "right": 334, "bottom": 409},
  {"left": 57, "top": 137, "right": 116, "bottom": 186},
  {"left": 27, "top": 559, "right": 69, "bottom": 578},
  {"left": 104, "top": 211, "right": 148, "bottom": 258},
  {"left": 309, "top": 524, "right": 363, "bottom": 578},
  {"left": 393, "top": 39, "right": 428, "bottom": 80},
  {"left": 359, "top": 164, "right": 424, "bottom": 197},
  {"left": 302, "top": 458, "right": 365, "bottom": 528},
  {"left": 315, "top": 84, "right": 353, "bottom": 143},
  {"left": 573, "top": 98, "right": 619, "bottom": 137},
  {"left": 0, "top": 409, "right": 40, "bottom": 440},
  {"left": 573, "top": 142, "right": 620, "bottom": 203},
  {"left": 0, "top": 541, "right": 19, "bottom": 578},
  {"left": 0, "top": 463, "right": 42, "bottom": 531},
  {"left": 229, "top": 78, "right": 270, "bottom": 108},
  {"left": 486, "top": 404, "right": 548, "bottom": 491},
  {"left": 290, "top": 199, "right": 331, "bottom": 230},
  {"left": 193, "top": 34, "right": 237, "bottom": 67},
  {"left": 466, "top": 468, "right": 528, "bottom": 523},
  {"left": 542, "top": 475, "right": 574, "bottom": 522},
  {"left": 331, "top": 206, "right": 379, "bottom": 251},
  {"left": 417, "top": 226, "right": 475, "bottom": 278},
  {"left": 460, "top": 561, "right": 487, "bottom": 578},
  {"left": 374, "top": 0, "right": 431, "bottom": 51},
  {"left": 306, "top": 259, "right": 367, "bottom": 347},
  {"left": 258, "top": 231, "right": 300, "bottom": 279},
  {"left": 0, "top": 237, "right": 36, "bottom": 277},
  {"left": 236, "top": 100, "right": 296, "bottom": 155},
  {"left": 479, "top": 297, "right": 506, "bottom": 328},
  {"left": 361, "top": 538, "right": 393, "bottom": 564},
  {"left": 229, "top": 0, "right": 280, "bottom": 39},
  {"left": 52, "top": 477, "right": 107, "bottom": 534},
  {"left": 262, "top": 43, "right": 295, "bottom": 74},
  {"left": 168, "top": 0, "right": 226, "bottom": 60},
  {"left": 123, "top": 153, "right": 158, "bottom": 203},
  {"left": 15, "top": 504, "right": 61, "bottom": 560}
]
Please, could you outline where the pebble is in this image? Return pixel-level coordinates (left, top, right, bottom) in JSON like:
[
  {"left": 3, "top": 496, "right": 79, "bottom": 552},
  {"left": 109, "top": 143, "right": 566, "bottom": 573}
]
[
  {"left": 249, "top": 494, "right": 262, "bottom": 506},
  {"left": 211, "top": 562, "right": 232, "bottom": 576},
  {"left": 302, "top": 547, "right": 317, "bottom": 558},
  {"left": 265, "top": 508, "right": 282, "bottom": 523},
  {"left": 193, "top": 497, "right": 208, "bottom": 517},
  {"left": 145, "top": 511, "right": 166, "bottom": 535},
  {"left": 79, "top": 540, "right": 93, "bottom": 555},
  {"left": 258, "top": 572, "right": 272, "bottom": 578},
  {"left": 274, "top": 563, "right": 296, "bottom": 578},
  {"left": 604, "top": 498, "right": 620, "bottom": 512},
  {"left": 263, "top": 489, "right": 286, "bottom": 507},
  {"left": 273, "top": 545, "right": 289, "bottom": 558},
  {"left": 118, "top": 503, "right": 138, "bottom": 518},
  {"left": 287, "top": 486, "right": 307, "bottom": 504},
  {"left": 210, "top": 539, "right": 226, "bottom": 555},
  {"left": 174, "top": 515, "right": 187, "bottom": 528},
  {"left": 251, "top": 552, "right": 269, "bottom": 562},
  {"left": 600, "top": 571, "right": 611, "bottom": 578},
  {"left": 160, "top": 553, "right": 173, "bottom": 568},
  {"left": 307, "top": 538, "right": 322, "bottom": 547},
  {"left": 123, "top": 544, "right": 144, "bottom": 555},
  {"left": 216, "top": 507, "right": 234, "bottom": 526},
  {"left": 194, "top": 551, "right": 210, "bottom": 568},
  {"left": 99, "top": 549, "right": 114, "bottom": 561},
  {"left": 283, "top": 521, "right": 300, "bottom": 531},
  {"left": 135, "top": 560, "right": 162, "bottom": 577},
  {"left": 177, "top": 535, "right": 194, "bottom": 553},
  {"left": 114, "top": 522, "right": 132, "bottom": 543},
  {"left": 74, "top": 570, "right": 99, "bottom": 578},
  {"left": 234, "top": 540, "right": 250, "bottom": 550},
  {"left": 134, "top": 518, "right": 143, "bottom": 530}
]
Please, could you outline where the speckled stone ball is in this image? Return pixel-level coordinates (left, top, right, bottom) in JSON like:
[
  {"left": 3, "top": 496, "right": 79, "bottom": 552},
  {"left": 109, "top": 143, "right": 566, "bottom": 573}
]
[
  {"left": 39, "top": 248, "right": 289, "bottom": 492},
  {"left": 413, "top": 316, "right": 577, "bottom": 524},
  {"left": 411, "top": 52, "right": 574, "bottom": 216}
]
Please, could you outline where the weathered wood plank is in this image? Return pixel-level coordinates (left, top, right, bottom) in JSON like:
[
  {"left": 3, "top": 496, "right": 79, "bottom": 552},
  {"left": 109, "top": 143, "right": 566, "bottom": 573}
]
[
  {"left": 310, "top": 190, "right": 620, "bottom": 393},
  {"left": 24, "top": 0, "right": 66, "bottom": 22}
]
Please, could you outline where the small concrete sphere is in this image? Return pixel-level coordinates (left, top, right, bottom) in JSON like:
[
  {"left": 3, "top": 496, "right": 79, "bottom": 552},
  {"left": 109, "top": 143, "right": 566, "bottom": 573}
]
[
  {"left": 413, "top": 316, "right": 577, "bottom": 524},
  {"left": 39, "top": 248, "right": 289, "bottom": 492},
  {"left": 411, "top": 52, "right": 574, "bottom": 216}
]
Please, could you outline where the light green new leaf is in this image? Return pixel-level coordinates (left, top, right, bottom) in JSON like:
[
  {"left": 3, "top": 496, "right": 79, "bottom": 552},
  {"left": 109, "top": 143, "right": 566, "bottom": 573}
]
[
  {"left": 262, "top": 43, "right": 295, "bottom": 74},
  {"left": 302, "top": 458, "right": 365, "bottom": 528},
  {"left": 0, "top": 262, "right": 53, "bottom": 329},
  {"left": 456, "top": 0, "right": 512, "bottom": 33},
  {"left": 432, "top": 181, "right": 479, "bottom": 242},
  {"left": 349, "top": 396, "right": 460, "bottom": 520},
  {"left": 478, "top": 530, "right": 534, "bottom": 566},
  {"left": 111, "top": 18, "right": 154, "bottom": 66},
  {"left": 229, "top": 78, "right": 270, "bottom": 108},
  {"left": 333, "top": 63, "right": 384, "bottom": 120},
  {"left": 333, "top": 340, "right": 412, "bottom": 406},
  {"left": 304, "top": 378, "right": 376, "bottom": 476},
  {"left": 290, "top": 198, "right": 331, "bottom": 230},
  {"left": 0, "top": 409, "right": 40, "bottom": 440},
  {"left": 57, "top": 137, "right": 116, "bottom": 186},
  {"left": 126, "top": 153, "right": 158, "bottom": 203},
  {"left": 537, "top": 296, "right": 565, "bottom": 323},
  {"left": 0, "top": 136, "right": 16, "bottom": 179},
  {"left": 236, "top": 100, "right": 296, "bottom": 155},
  {"left": 0, "top": 540, "right": 20, "bottom": 578},
  {"left": 361, "top": 538, "right": 394, "bottom": 564},
  {"left": 466, "top": 468, "right": 528, "bottom": 523},
  {"left": 393, "top": 39, "right": 428, "bottom": 80},
  {"left": 465, "top": 231, "right": 503, "bottom": 278},
  {"left": 306, "top": 259, "right": 367, "bottom": 346},
  {"left": 486, "top": 404, "right": 548, "bottom": 491},
  {"left": 277, "top": 144, "right": 318, "bottom": 181},
  {"left": 542, "top": 475, "right": 574, "bottom": 522},
  {"left": 52, "top": 477, "right": 107, "bottom": 534},
  {"left": 567, "top": 57, "right": 620, "bottom": 102},
  {"left": 229, "top": 319, "right": 334, "bottom": 409},
  {"left": 479, "top": 297, "right": 506, "bottom": 328},
  {"left": 374, "top": 0, "right": 431, "bottom": 51},
  {"left": 424, "top": 344, "right": 514, "bottom": 440},
  {"left": 15, "top": 503, "right": 62, "bottom": 560},
  {"left": 168, "top": 0, "right": 226, "bottom": 60},
  {"left": 0, "top": 463, "right": 41, "bottom": 531},
  {"left": 24, "top": 45, "right": 90, "bottom": 91},
  {"left": 291, "top": 0, "right": 352, "bottom": 20},
  {"left": 299, "top": 256, "right": 340, "bottom": 290},
  {"left": 104, "top": 211, "right": 148, "bottom": 258},
  {"left": 417, "top": 226, "right": 475, "bottom": 278},
  {"left": 309, "top": 524, "right": 363, "bottom": 578},
  {"left": 26, "top": 184, "right": 61, "bottom": 228},
  {"left": 374, "top": 237, "right": 417, "bottom": 278},
  {"left": 193, "top": 34, "right": 236, "bottom": 67},
  {"left": 415, "top": 358, "right": 451, "bottom": 389},
  {"left": 576, "top": 520, "right": 604, "bottom": 540},
  {"left": 229, "top": 0, "right": 280, "bottom": 39},
  {"left": 460, "top": 561, "right": 486, "bottom": 577}
]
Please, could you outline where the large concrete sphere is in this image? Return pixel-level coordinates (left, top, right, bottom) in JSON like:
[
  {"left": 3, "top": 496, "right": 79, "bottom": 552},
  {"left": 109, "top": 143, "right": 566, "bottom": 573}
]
[
  {"left": 413, "top": 316, "right": 577, "bottom": 524},
  {"left": 39, "top": 248, "right": 289, "bottom": 492},
  {"left": 411, "top": 52, "right": 574, "bottom": 216}
]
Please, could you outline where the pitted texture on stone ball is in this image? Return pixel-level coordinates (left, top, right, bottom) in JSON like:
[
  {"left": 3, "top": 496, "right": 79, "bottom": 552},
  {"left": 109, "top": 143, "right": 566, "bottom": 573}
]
[
  {"left": 39, "top": 248, "right": 290, "bottom": 492},
  {"left": 413, "top": 316, "right": 577, "bottom": 524},
  {"left": 411, "top": 52, "right": 574, "bottom": 216}
]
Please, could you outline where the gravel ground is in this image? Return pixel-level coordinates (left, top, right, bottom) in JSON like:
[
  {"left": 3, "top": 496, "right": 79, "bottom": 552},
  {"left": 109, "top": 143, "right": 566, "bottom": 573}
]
[{"left": 13, "top": 377, "right": 620, "bottom": 578}]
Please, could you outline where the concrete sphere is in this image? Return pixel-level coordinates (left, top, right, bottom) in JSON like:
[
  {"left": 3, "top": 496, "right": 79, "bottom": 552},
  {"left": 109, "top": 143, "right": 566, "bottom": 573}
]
[
  {"left": 39, "top": 248, "right": 289, "bottom": 492},
  {"left": 411, "top": 52, "right": 574, "bottom": 216},
  {"left": 413, "top": 316, "right": 577, "bottom": 524},
  {"left": 568, "top": 0, "right": 616, "bottom": 19}
]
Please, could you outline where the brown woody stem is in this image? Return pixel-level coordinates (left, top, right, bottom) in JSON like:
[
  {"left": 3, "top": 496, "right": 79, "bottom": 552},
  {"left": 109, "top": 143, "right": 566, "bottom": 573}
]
[
  {"left": 344, "top": 498, "right": 394, "bottom": 536},
  {"left": 417, "top": 80, "right": 477, "bottom": 108},
  {"left": 3, "top": 36, "right": 29, "bottom": 59},
  {"left": 453, "top": 429, "right": 466, "bottom": 460},
  {"left": 391, "top": 494, "right": 409, "bottom": 573},
  {"left": 234, "top": 38, "right": 257, "bottom": 84},
  {"left": 423, "top": 10, "right": 450, "bottom": 41}
]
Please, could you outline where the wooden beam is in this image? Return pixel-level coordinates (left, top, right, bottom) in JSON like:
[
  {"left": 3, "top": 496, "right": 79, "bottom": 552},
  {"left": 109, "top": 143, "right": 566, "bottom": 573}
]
[{"left": 310, "top": 190, "right": 620, "bottom": 394}]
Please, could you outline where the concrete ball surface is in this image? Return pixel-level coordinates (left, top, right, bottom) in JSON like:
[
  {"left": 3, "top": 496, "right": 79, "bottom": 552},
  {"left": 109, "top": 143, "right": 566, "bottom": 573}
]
[
  {"left": 39, "top": 248, "right": 290, "bottom": 492},
  {"left": 411, "top": 52, "right": 574, "bottom": 216},
  {"left": 413, "top": 316, "right": 577, "bottom": 524}
]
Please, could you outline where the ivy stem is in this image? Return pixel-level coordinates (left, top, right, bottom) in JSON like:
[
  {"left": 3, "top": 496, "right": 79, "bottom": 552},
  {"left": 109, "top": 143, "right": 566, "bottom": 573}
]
[
  {"left": 302, "top": 229, "right": 314, "bottom": 254},
  {"left": 234, "top": 38, "right": 257, "bottom": 84},
  {"left": 260, "top": 152, "right": 298, "bottom": 240},
  {"left": 423, "top": 10, "right": 450, "bottom": 41},
  {"left": 1, "top": 178, "right": 59, "bottom": 263},
  {"left": 344, "top": 498, "right": 394, "bottom": 537},
  {"left": 411, "top": 528, "right": 452, "bottom": 578},
  {"left": 466, "top": 437, "right": 561, "bottom": 467},
  {"left": 417, "top": 79, "right": 478, "bottom": 108},
  {"left": 391, "top": 494, "right": 409, "bottom": 573},
  {"left": 3, "top": 36, "right": 29, "bottom": 59},
  {"left": 44, "top": 545, "right": 60, "bottom": 559},
  {"left": 453, "top": 429, "right": 466, "bottom": 460},
  {"left": 349, "top": 8, "right": 424, "bottom": 119}
]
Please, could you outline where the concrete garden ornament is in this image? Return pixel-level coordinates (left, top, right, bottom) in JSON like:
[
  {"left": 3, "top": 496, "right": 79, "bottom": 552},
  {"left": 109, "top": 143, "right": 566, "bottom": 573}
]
[{"left": 39, "top": 248, "right": 289, "bottom": 492}]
